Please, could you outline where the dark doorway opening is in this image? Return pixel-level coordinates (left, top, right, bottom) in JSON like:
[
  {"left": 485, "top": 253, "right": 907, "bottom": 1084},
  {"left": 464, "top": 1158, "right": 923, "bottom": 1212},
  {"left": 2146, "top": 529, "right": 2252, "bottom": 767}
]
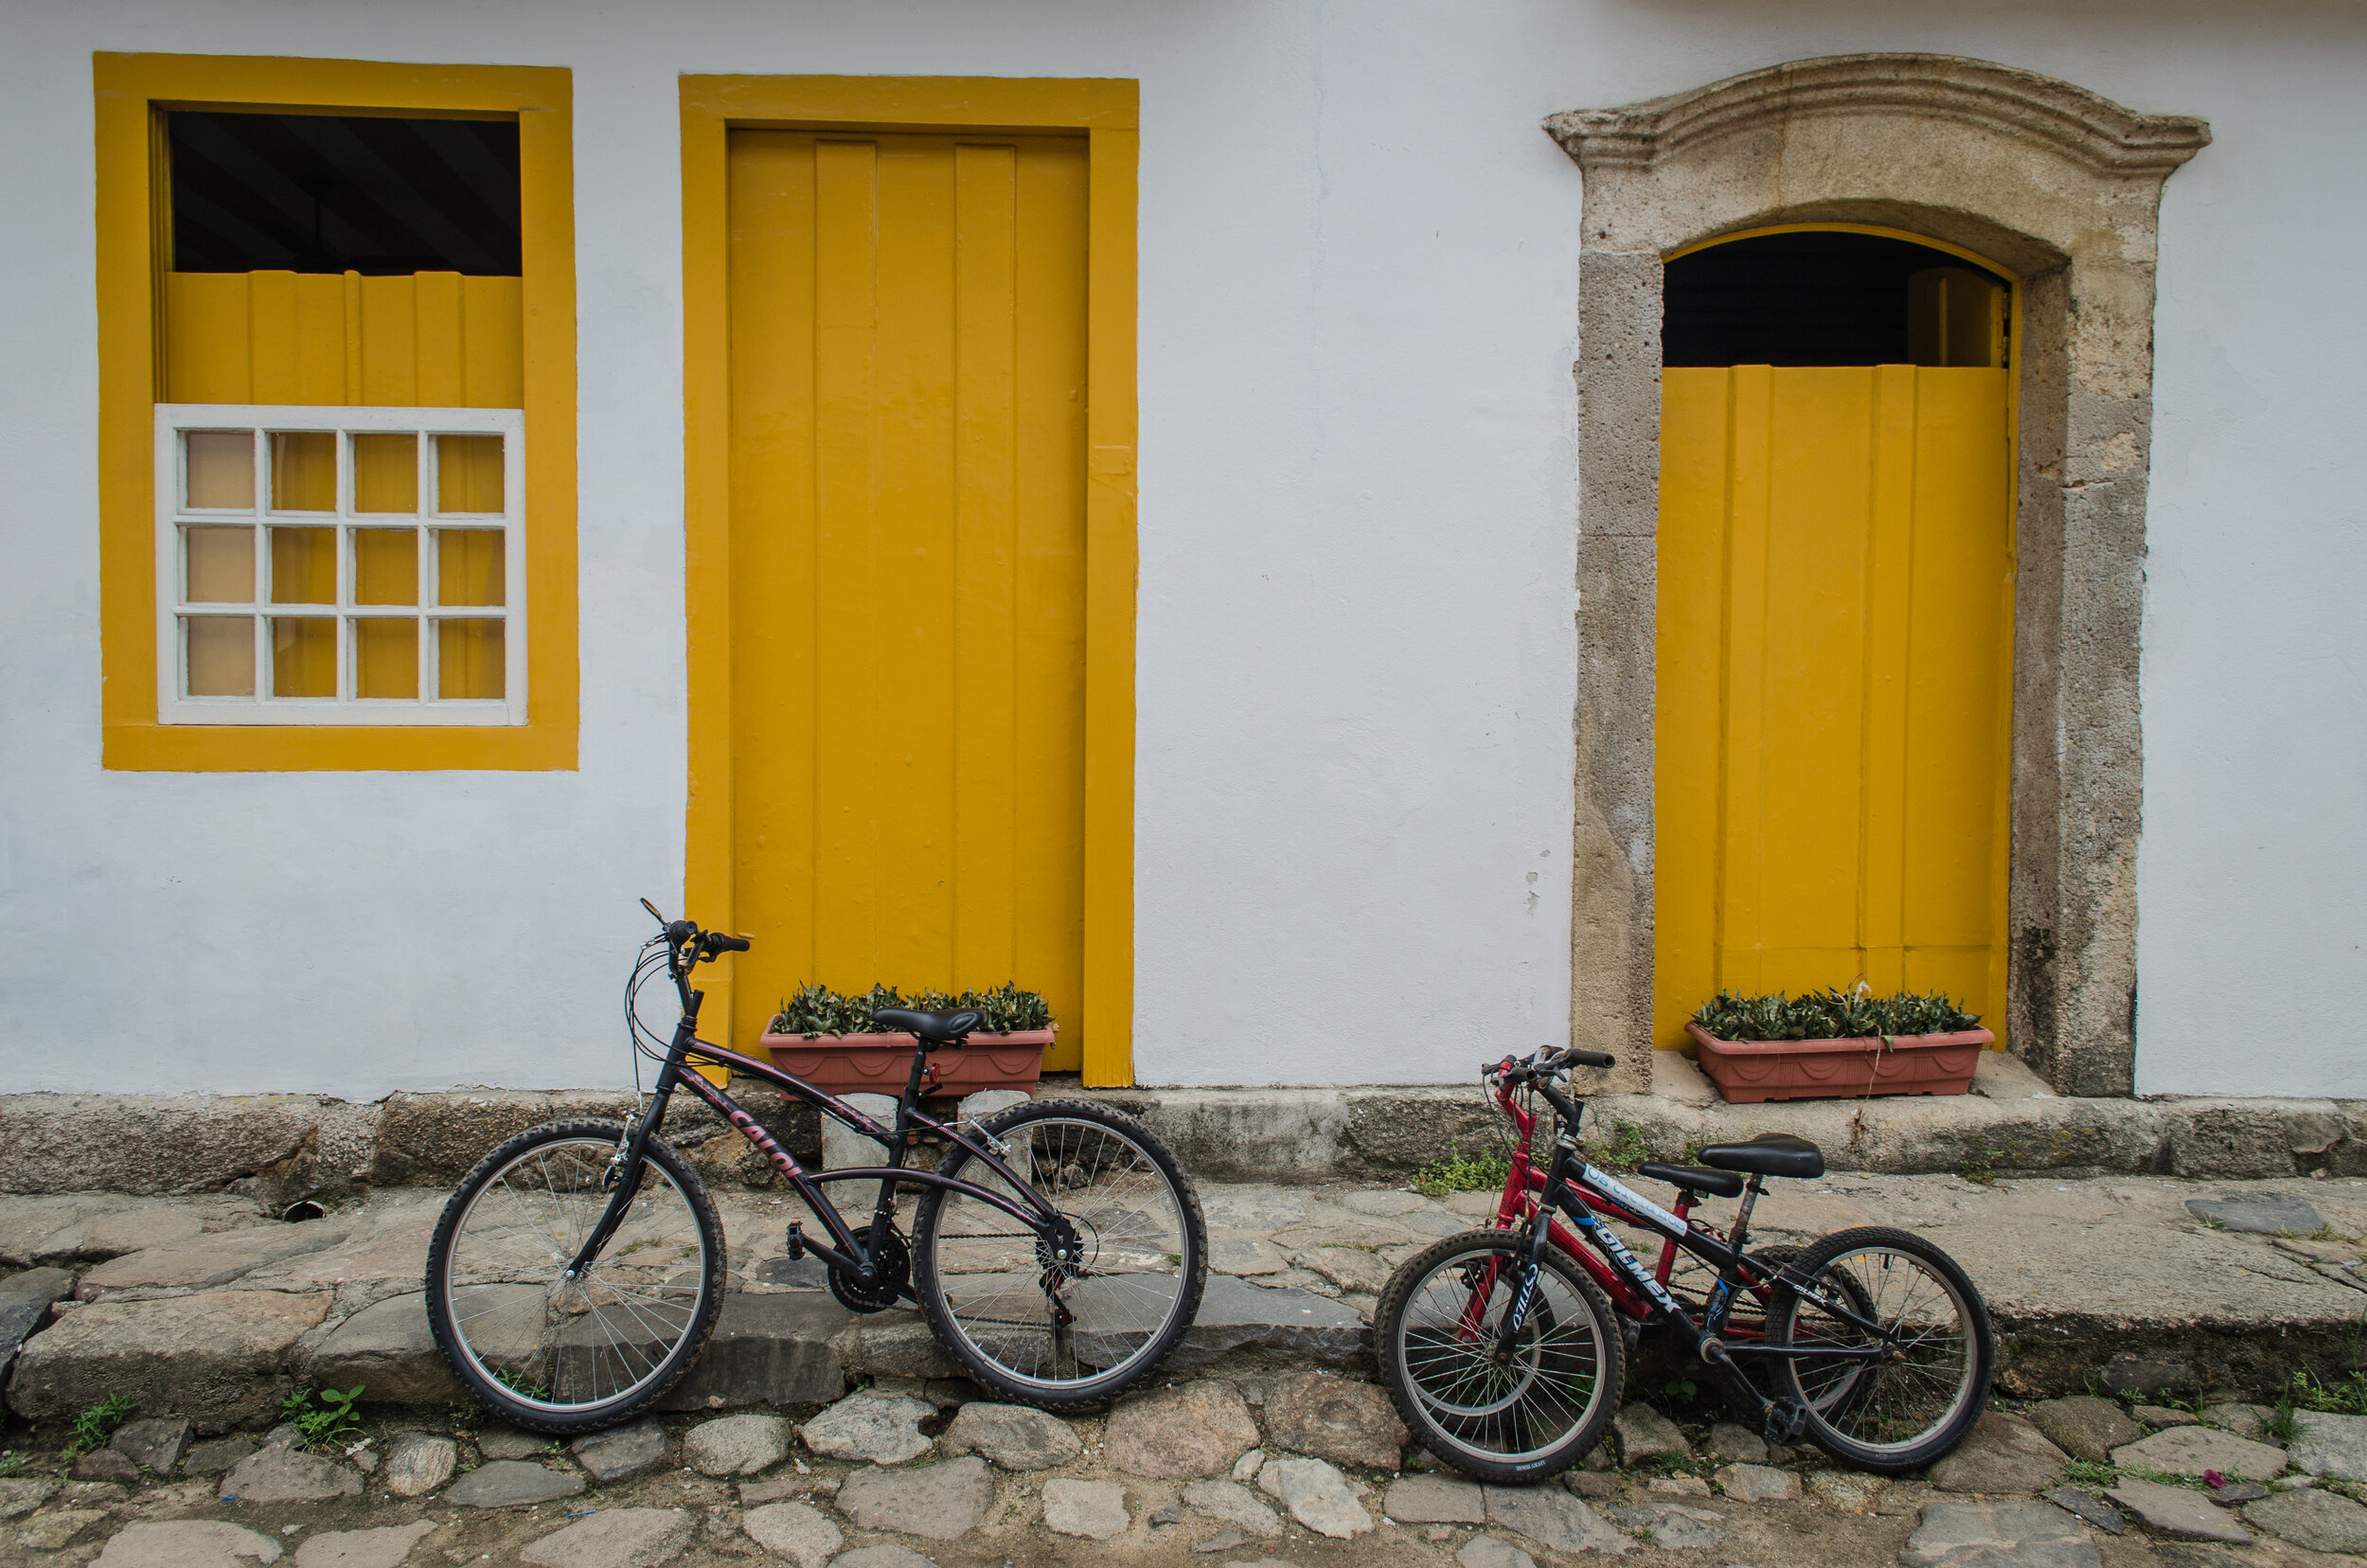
[{"left": 1663, "top": 231, "right": 2010, "bottom": 368}]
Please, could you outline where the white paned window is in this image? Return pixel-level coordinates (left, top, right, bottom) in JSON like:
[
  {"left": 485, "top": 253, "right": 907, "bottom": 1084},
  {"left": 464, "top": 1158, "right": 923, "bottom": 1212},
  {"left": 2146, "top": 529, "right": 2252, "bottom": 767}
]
[{"left": 154, "top": 404, "right": 525, "bottom": 724}]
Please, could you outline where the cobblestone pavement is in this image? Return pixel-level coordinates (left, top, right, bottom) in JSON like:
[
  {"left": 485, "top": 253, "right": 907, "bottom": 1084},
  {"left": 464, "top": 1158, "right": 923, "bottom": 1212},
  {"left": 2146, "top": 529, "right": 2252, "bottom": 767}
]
[{"left": 9, "top": 1171, "right": 2367, "bottom": 1566}]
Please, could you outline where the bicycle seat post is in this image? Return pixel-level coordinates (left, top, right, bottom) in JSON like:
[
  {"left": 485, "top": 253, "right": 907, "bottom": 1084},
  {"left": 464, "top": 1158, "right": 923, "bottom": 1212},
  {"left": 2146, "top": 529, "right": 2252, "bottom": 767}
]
[{"left": 1729, "top": 1173, "right": 1767, "bottom": 1250}]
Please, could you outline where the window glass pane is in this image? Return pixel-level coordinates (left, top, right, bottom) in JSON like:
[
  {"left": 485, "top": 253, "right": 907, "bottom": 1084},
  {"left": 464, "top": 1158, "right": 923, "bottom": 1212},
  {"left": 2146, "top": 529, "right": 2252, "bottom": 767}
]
[
  {"left": 352, "top": 433, "right": 419, "bottom": 513},
  {"left": 436, "top": 529, "right": 505, "bottom": 607},
  {"left": 270, "top": 527, "right": 337, "bottom": 604},
  {"left": 353, "top": 528, "right": 418, "bottom": 606},
  {"left": 436, "top": 434, "right": 505, "bottom": 513},
  {"left": 438, "top": 619, "right": 504, "bottom": 700},
  {"left": 185, "top": 526, "right": 255, "bottom": 604},
  {"left": 271, "top": 617, "right": 336, "bottom": 698},
  {"left": 270, "top": 432, "right": 337, "bottom": 511},
  {"left": 185, "top": 616, "right": 255, "bottom": 697},
  {"left": 186, "top": 431, "right": 256, "bottom": 509},
  {"left": 355, "top": 619, "right": 419, "bottom": 699}
]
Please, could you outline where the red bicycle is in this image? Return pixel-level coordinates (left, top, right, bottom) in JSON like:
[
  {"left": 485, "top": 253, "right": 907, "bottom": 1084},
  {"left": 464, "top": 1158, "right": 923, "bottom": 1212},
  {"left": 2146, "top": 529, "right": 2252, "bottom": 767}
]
[{"left": 1374, "top": 1044, "right": 1993, "bottom": 1482}]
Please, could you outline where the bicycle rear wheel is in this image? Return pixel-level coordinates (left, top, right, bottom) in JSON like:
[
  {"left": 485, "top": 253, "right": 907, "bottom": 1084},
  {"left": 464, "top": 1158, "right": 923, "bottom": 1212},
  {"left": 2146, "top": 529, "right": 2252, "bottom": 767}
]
[
  {"left": 912, "top": 1098, "right": 1205, "bottom": 1408},
  {"left": 1765, "top": 1225, "right": 1994, "bottom": 1471},
  {"left": 424, "top": 1120, "right": 726, "bottom": 1432},
  {"left": 1377, "top": 1230, "right": 1624, "bottom": 1483}
]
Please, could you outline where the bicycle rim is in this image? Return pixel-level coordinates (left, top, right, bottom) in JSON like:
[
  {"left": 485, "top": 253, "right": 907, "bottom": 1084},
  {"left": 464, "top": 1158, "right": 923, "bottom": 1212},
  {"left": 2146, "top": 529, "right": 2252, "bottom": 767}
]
[
  {"left": 438, "top": 1135, "right": 712, "bottom": 1417},
  {"left": 924, "top": 1115, "right": 1194, "bottom": 1394},
  {"left": 1393, "top": 1241, "right": 1612, "bottom": 1467},
  {"left": 1781, "top": 1242, "right": 1979, "bottom": 1454}
]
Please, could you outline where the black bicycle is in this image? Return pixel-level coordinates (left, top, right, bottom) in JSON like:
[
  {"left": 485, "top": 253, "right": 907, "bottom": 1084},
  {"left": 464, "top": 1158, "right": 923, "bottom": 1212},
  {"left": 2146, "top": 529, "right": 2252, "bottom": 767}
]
[
  {"left": 1376, "top": 1044, "right": 1994, "bottom": 1481},
  {"left": 424, "top": 901, "right": 1207, "bottom": 1431}
]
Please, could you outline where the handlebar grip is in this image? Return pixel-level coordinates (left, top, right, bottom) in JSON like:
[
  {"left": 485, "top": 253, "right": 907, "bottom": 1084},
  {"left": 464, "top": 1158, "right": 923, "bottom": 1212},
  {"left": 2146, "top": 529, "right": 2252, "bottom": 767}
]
[
  {"left": 1564, "top": 1049, "right": 1617, "bottom": 1069},
  {"left": 707, "top": 933, "right": 752, "bottom": 954}
]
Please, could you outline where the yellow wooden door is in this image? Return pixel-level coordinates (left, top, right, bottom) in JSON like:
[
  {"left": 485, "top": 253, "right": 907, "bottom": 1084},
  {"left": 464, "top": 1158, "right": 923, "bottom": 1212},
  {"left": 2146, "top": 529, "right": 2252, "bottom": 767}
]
[
  {"left": 725, "top": 130, "right": 1089, "bottom": 1069},
  {"left": 1656, "top": 365, "right": 2014, "bottom": 1047}
]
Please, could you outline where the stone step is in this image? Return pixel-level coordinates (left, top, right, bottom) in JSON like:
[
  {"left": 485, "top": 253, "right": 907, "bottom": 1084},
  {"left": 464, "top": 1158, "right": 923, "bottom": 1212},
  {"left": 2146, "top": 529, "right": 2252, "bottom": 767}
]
[
  {"left": 9, "top": 1270, "right": 1374, "bottom": 1432},
  {"left": 7, "top": 1069, "right": 2365, "bottom": 1210}
]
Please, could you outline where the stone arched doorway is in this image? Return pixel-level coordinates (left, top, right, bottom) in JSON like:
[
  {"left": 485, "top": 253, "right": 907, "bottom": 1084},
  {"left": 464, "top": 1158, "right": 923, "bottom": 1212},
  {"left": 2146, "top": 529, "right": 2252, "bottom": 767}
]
[{"left": 1546, "top": 56, "right": 2210, "bottom": 1096}]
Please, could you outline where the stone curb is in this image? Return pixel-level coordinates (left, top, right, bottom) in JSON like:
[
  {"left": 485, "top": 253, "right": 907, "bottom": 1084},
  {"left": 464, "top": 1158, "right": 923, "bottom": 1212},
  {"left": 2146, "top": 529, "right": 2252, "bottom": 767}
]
[{"left": 3, "top": 1072, "right": 2363, "bottom": 1201}]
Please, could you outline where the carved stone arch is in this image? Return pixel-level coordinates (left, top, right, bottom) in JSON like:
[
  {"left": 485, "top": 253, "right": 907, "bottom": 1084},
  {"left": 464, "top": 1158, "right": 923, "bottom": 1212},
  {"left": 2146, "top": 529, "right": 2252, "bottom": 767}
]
[{"left": 1546, "top": 56, "right": 2209, "bottom": 1096}]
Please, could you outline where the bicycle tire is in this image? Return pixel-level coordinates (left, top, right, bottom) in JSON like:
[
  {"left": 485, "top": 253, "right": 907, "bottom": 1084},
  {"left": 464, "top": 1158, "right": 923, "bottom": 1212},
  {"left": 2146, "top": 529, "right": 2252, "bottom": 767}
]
[
  {"left": 1765, "top": 1225, "right": 1995, "bottom": 1472},
  {"left": 424, "top": 1119, "right": 727, "bottom": 1433},
  {"left": 1377, "top": 1229, "right": 1625, "bottom": 1483},
  {"left": 911, "top": 1097, "right": 1206, "bottom": 1409}
]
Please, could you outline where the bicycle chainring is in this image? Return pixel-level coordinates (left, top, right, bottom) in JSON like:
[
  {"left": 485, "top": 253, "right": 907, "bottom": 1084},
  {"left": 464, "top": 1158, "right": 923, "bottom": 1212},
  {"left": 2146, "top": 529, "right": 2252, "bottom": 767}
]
[{"left": 828, "top": 1223, "right": 911, "bottom": 1314}]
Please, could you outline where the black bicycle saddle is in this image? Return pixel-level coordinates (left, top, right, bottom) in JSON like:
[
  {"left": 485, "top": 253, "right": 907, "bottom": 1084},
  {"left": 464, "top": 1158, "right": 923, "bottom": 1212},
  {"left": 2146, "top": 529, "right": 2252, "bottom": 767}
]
[
  {"left": 1696, "top": 1132, "right": 1825, "bottom": 1180},
  {"left": 870, "top": 1007, "right": 981, "bottom": 1042}
]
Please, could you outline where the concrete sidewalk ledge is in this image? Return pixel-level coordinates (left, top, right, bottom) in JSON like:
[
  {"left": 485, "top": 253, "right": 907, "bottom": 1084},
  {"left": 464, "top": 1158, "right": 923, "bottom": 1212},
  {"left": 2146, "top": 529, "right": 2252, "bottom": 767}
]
[
  {"left": 1, "top": 1056, "right": 2363, "bottom": 1203},
  {"left": 1083, "top": 1051, "right": 2367, "bottom": 1185}
]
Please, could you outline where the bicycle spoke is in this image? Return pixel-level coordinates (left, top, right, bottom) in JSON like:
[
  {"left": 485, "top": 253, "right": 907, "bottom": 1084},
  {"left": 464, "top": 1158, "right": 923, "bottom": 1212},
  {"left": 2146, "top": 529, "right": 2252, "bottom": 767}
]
[
  {"left": 438, "top": 1133, "right": 713, "bottom": 1418},
  {"left": 1783, "top": 1244, "right": 1978, "bottom": 1452},
  {"left": 1392, "top": 1241, "right": 1610, "bottom": 1468},
  {"left": 924, "top": 1114, "right": 1196, "bottom": 1394}
]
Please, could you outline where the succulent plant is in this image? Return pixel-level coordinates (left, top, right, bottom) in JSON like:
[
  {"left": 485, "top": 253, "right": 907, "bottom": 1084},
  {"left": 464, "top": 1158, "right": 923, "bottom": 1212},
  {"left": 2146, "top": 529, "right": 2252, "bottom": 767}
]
[
  {"left": 767, "top": 980, "right": 1052, "bottom": 1038},
  {"left": 1691, "top": 984, "right": 1979, "bottom": 1042}
]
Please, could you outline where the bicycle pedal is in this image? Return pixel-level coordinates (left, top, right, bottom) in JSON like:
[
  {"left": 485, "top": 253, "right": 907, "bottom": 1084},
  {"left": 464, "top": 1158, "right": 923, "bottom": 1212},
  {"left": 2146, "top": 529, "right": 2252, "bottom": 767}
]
[
  {"left": 1763, "top": 1396, "right": 1809, "bottom": 1446},
  {"left": 784, "top": 1222, "right": 806, "bottom": 1262}
]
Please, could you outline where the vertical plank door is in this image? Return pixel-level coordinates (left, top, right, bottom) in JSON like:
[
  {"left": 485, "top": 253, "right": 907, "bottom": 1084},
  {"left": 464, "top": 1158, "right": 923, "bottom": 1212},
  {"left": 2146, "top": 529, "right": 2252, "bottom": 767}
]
[
  {"left": 726, "top": 131, "right": 1089, "bottom": 1069},
  {"left": 1655, "top": 365, "right": 2014, "bottom": 1048}
]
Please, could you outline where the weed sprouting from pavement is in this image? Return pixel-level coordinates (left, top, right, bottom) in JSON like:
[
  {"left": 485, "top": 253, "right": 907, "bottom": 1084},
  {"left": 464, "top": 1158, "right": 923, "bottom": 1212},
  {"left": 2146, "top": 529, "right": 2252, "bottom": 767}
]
[{"left": 62, "top": 1393, "right": 135, "bottom": 1461}]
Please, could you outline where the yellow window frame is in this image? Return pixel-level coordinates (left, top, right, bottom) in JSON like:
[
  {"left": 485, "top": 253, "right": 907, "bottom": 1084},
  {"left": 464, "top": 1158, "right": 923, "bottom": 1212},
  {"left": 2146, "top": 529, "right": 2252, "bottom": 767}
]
[
  {"left": 95, "top": 52, "right": 578, "bottom": 771},
  {"left": 678, "top": 76, "right": 1139, "bottom": 1086}
]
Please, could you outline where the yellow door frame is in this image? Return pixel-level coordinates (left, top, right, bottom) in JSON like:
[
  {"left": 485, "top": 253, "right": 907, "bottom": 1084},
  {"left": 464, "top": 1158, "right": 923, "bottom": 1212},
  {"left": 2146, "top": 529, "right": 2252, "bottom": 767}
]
[
  {"left": 1656, "top": 222, "right": 2021, "bottom": 1048},
  {"left": 679, "top": 76, "right": 1139, "bottom": 1086}
]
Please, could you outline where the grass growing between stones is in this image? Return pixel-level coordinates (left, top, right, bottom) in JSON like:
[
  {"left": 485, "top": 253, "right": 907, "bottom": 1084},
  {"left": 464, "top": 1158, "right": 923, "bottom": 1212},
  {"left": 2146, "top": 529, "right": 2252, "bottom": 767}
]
[
  {"left": 2063, "top": 1459, "right": 2118, "bottom": 1489},
  {"left": 61, "top": 1393, "right": 135, "bottom": 1462},
  {"left": 1410, "top": 1145, "right": 1512, "bottom": 1199},
  {"left": 2287, "top": 1370, "right": 2367, "bottom": 1415},
  {"left": 1589, "top": 1121, "right": 1652, "bottom": 1173},
  {"left": 282, "top": 1385, "right": 366, "bottom": 1450}
]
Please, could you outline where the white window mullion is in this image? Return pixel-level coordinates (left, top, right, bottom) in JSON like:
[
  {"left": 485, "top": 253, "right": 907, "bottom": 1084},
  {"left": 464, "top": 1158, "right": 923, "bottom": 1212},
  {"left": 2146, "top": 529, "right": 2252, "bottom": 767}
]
[{"left": 155, "top": 402, "right": 524, "bottom": 727}]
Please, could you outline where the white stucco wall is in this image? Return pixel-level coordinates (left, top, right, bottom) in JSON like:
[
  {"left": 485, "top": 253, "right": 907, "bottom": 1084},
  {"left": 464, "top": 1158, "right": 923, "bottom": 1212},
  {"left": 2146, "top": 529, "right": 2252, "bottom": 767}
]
[{"left": 0, "top": 1, "right": 2358, "bottom": 1097}]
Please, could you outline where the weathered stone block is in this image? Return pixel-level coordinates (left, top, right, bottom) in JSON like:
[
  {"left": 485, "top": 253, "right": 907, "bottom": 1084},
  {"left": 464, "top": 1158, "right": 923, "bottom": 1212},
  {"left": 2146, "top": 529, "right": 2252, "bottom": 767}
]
[
  {"left": 8, "top": 1290, "right": 329, "bottom": 1430},
  {"left": 77, "top": 1225, "right": 351, "bottom": 1297},
  {"left": 298, "top": 1293, "right": 461, "bottom": 1407},
  {"left": 1105, "top": 1380, "right": 1260, "bottom": 1479},
  {"left": 1160, "top": 1275, "right": 1365, "bottom": 1372},
  {"left": 654, "top": 1292, "right": 849, "bottom": 1410},
  {"left": 0, "top": 1095, "right": 324, "bottom": 1197},
  {"left": 1259, "top": 1373, "right": 1407, "bottom": 1469},
  {"left": 371, "top": 1092, "right": 637, "bottom": 1185}
]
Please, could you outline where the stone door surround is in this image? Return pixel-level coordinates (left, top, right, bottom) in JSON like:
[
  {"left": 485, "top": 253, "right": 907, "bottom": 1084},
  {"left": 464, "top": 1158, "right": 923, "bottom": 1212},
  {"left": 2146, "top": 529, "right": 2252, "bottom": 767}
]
[{"left": 1546, "top": 55, "right": 2209, "bottom": 1096}]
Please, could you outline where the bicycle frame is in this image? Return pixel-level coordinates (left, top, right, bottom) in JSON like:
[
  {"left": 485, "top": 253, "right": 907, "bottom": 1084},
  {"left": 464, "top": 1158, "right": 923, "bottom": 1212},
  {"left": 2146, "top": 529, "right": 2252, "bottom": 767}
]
[
  {"left": 564, "top": 939, "right": 1068, "bottom": 1307},
  {"left": 1476, "top": 1069, "right": 1894, "bottom": 1435}
]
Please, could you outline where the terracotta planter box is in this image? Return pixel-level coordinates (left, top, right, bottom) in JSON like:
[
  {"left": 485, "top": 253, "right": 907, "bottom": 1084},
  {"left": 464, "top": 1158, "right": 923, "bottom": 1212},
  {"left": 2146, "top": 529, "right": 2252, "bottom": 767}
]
[
  {"left": 1684, "top": 1021, "right": 1993, "bottom": 1104},
  {"left": 759, "top": 1029, "right": 1053, "bottom": 1097}
]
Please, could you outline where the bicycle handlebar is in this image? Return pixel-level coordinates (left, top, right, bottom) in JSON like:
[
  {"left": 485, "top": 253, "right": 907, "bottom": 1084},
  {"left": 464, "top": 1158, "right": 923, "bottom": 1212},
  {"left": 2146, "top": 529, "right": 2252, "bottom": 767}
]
[
  {"left": 643, "top": 901, "right": 754, "bottom": 964},
  {"left": 1484, "top": 1045, "right": 1617, "bottom": 1081}
]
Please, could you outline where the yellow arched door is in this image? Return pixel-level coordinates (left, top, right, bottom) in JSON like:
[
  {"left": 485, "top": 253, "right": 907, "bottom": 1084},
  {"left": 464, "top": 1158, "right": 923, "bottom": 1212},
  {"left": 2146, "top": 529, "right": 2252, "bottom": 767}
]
[{"left": 1654, "top": 281, "right": 2016, "bottom": 1048}]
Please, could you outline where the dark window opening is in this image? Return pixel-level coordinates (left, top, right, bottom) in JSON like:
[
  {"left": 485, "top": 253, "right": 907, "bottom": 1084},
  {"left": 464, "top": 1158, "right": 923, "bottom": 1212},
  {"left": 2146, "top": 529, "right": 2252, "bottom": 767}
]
[
  {"left": 168, "top": 111, "right": 521, "bottom": 276},
  {"left": 1663, "top": 231, "right": 2010, "bottom": 368}
]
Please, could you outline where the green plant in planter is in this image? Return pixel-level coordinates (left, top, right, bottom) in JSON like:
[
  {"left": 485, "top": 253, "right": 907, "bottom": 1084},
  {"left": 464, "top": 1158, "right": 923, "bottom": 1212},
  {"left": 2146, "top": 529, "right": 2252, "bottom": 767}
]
[
  {"left": 769, "top": 982, "right": 1053, "bottom": 1038},
  {"left": 1691, "top": 986, "right": 1980, "bottom": 1042}
]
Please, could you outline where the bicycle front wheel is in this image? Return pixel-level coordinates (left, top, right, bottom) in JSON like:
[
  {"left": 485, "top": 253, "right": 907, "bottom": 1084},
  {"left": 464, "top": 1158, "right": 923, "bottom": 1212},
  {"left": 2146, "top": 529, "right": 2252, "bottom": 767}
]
[
  {"left": 424, "top": 1119, "right": 725, "bottom": 1432},
  {"left": 1377, "top": 1231, "right": 1624, "bottom": 1483},
  {"left": 1765, "top": 1225, "right": 1994, "bottom": 1471},
  {"left": 912, "top": 1098, "right": 1205, "bottom": 1408}
]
